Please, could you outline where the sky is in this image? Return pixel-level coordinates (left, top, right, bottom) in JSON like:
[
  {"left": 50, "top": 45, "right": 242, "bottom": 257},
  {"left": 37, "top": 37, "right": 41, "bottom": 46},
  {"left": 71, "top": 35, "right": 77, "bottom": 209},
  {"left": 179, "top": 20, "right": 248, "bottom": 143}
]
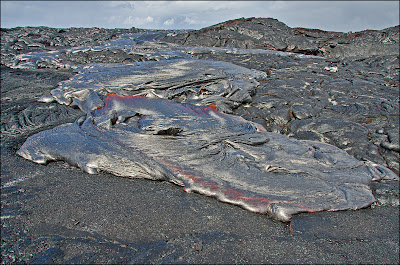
[{"left": 1, "top": 1, "right": 399, "bottom": 32}]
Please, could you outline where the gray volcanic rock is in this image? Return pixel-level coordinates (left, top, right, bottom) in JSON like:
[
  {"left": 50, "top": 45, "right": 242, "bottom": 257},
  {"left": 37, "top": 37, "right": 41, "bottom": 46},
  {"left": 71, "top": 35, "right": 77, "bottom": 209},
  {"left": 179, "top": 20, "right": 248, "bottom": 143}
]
[
  {"left": 162, "top": 17, "right": 399, "bottom": 59},
  {"left": 18, "top": 94, "right": 392, "bottom": 222},
  {"left": 0, "top": 66, "right": 83, "bottom": 137},
  {"left": 1, "top": 26, "right": 142, "bottom": 66},
  {"left": 190, "top": 51, "right": 399, "bottom": 176},
  {"left": 44, "top": 59, "right": 267, "bottom": 113},
  {"left": 1, "top": 18, "right": 399, "bottom": 264},
  {"left": 295, "top": 25, "right": 400, "bottom": 59},
  {"left": 161, "top": 17, "right": 319, "bottom": 54}
]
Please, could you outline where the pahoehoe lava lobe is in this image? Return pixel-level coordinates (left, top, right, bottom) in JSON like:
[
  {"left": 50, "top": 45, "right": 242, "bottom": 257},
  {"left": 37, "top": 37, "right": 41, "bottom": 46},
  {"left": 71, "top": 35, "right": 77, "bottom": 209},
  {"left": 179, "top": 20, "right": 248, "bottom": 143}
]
[
  {"left": 46, "top": 59, "right": 267, "bottom": 113},
  {"left": 17, "top": 95, "right": 396, "bottom": 222}
]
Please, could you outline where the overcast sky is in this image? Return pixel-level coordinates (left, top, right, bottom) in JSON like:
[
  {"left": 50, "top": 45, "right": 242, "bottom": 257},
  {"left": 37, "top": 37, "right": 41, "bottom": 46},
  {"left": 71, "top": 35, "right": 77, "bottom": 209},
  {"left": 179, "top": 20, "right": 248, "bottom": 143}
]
[{"left": 1, "top": 1, "right": 399, "bottom": 32}]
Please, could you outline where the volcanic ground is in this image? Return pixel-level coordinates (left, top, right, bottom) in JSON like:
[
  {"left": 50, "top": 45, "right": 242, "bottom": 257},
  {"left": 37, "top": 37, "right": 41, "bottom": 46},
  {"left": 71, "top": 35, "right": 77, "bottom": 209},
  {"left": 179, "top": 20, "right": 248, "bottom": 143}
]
[{"left": 1, "top": 17, "right": 399, "bottom": 264}]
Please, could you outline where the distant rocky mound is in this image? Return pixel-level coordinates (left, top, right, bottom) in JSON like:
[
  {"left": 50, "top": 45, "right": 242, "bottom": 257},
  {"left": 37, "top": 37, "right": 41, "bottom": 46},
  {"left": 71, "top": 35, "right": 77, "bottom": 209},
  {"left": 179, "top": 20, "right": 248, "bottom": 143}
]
[
  {"left": 294, "top": 24, "right": 399, "bottom": 59},
  {"left": 162, "top": 17, "right": 318, "bottom": 54},
  {"left": 161, "top": 17, "right": 399, "bottom": 59}
]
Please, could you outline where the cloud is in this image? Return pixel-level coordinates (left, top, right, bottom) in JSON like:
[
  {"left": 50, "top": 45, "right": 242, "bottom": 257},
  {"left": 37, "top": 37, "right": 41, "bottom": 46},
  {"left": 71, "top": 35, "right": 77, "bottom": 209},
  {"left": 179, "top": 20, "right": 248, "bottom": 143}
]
[
  {"left": 124, "top": 15, "right": 154, "bottom": 27},
  {"left": 184, "top": 17, "right": 201, "bottom": 25},
  {"left": 273, "top": 1, "right": 399, "bottom": 32},
  {"left": 163, "top": 18, "right": 175, "bottom": 26},
  {"left": 108, "top": 1, "right": 135, "bottom": 9},
  {"left": 1, "top": 1, "right": 399, "bottom": 32}
]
